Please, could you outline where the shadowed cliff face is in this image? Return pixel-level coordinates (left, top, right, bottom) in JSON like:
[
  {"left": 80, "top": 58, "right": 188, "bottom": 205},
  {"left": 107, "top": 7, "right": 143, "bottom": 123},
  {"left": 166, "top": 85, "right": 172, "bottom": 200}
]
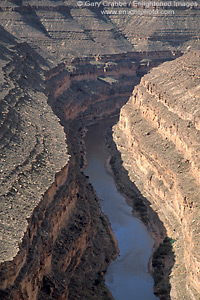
[
  {"left": 0, "top": 25, "right": 118, "bottom": 300},
  {"left": 45, "top": 50, "right": 183, "bottom": 130},
  {"left": 0, "top": 27, "right": 69, "bottom": 264},
  {"left": 113, "top": 50, "right": 200, "bottom": 300},
  {"left": 0, "top": 0, "right": 199, "bottom": 61},
  {"left": 0, "top": 1, "right": 200, "bottom": 299},
  {"left": 105, "top": 128, "right": 174, "bottom": 300}
]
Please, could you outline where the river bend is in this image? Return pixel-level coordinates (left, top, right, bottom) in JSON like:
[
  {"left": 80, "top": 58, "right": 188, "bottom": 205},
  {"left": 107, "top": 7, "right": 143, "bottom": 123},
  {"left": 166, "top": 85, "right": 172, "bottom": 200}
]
[{"left": 84, "top": 120, "right": 159, "bottom": 300}]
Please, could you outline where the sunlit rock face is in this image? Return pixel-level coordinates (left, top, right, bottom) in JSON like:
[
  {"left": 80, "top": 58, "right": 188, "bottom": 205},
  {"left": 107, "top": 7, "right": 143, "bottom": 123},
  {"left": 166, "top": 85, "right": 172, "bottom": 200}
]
[
  {"left": 113, "top": 50, "right": 200, "bottom": 300},
  {"left": 0, "top": 0, "right": 199, "bottom": 299}
]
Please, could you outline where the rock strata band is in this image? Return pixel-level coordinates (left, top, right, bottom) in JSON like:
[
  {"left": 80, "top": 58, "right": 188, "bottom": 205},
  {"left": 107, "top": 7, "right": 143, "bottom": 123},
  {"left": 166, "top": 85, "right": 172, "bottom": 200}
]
[{"left": 0, "top": 1, "right": 199, "bottom": 300}]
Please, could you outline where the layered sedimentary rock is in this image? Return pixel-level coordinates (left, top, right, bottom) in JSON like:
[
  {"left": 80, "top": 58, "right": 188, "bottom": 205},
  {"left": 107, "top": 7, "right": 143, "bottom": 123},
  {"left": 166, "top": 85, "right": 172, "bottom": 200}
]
[
  {"left": 0, "top": 27, "right": 117, "bottom": 299},
  {"left": 0, "top": 27, "right": 69, "bottom": 263},
  {"left": 0, "top": 0, "right": 133, "bottom": 61},
  {"left": 108, "top": 7, "right": 200, "bottom": 52},
  {"left": 46, "top": 51, "right": 183, "bottom": 129},
  {"left": 0, "top": 0, "right": 199, "bottom": 62},
  {"left": 113, "top": 50, "right": 200, "bottom": 300},
  {"left": 0, "top": 0, "right": 200, "bottom": 299}
]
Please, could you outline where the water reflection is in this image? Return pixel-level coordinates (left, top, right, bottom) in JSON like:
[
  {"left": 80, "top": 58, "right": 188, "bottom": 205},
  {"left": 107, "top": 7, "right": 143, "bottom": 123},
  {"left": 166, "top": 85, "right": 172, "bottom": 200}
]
[{"left": 84, "top": 120, "right": 159, "bottom": 300}]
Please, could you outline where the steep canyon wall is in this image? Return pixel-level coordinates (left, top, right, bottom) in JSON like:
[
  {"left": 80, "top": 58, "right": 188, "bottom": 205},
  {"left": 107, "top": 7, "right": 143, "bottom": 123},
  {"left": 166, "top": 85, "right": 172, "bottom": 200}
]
[
  {"left": 0, "top": 27, "right": 117, "bottom": 300},
  {"left": 113, "top": 50, "right": 200, "bottom": 300},
  {"left": 0, "top": 0, "right": 200, "bottom": 299}
]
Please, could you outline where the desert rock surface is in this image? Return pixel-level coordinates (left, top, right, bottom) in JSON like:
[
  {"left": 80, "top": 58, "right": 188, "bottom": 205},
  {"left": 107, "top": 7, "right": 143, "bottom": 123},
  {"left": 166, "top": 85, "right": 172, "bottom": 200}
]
[
  {"left": 0, "top": 0, "right": 200, "bottom": 299},
  {"left": 113, "top": 50, "right": 200, "bottom": 300}
]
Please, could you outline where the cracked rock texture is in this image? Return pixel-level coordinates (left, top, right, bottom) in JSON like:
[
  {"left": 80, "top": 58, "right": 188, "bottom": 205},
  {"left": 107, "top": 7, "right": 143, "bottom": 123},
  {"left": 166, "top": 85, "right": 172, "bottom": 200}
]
[
  {"left": 0, "top": 29, "right": 69, "bottom": 263},
  {"left": 113, "top": 50, "right": 200, "bottom": 300},
  {"left": 0, "top": 0, "right": 199, "bottom": 62},
  {"left": 0, "top": 0, "right": 200, "bottom": 299},
  {"left": 0, "top": 27, "right": 117, "bottom": 300}
]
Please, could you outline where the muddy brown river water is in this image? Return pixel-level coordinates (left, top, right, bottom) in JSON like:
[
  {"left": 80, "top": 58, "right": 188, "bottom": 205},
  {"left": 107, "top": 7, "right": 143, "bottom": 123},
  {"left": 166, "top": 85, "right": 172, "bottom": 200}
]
[{"left": 84, "top": 120, "right": 159, "bottom": 300}]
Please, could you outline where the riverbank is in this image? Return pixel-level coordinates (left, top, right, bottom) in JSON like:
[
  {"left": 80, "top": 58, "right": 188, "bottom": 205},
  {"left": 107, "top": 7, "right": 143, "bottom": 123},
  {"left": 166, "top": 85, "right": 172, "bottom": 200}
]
[
  {"left": 105, "top": 154, "right": 162, "bottom": 272},
  {"left": 83, "top": 120, "right": 159, "bottom": 300},
  {"left": 105, "top": 127, "right": 174, "bottom": 300}
]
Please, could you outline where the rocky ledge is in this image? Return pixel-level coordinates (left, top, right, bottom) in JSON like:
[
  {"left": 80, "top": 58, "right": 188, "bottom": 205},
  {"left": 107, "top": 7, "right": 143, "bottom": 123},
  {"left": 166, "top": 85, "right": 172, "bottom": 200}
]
[
  {"left": 0, "top": 29, "right": 69, "bottom": 264},
  {"left": 0, "top": 28, "right": 117, "bottom": 299},
  {"left": 113, "top": 50, "right": 200, "bottom": 300},
  {"left": 0, "top": 0, "right": 199, "bottom": 62},
  {"left": 0, "top": 0, "right": 199, "bottom": 298}
]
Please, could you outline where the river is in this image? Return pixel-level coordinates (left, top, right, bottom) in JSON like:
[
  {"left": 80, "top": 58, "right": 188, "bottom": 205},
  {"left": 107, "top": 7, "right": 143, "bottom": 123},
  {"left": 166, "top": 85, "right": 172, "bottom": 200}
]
[{"left": 84, "top": 120, "right": 159, "bottom": 300}]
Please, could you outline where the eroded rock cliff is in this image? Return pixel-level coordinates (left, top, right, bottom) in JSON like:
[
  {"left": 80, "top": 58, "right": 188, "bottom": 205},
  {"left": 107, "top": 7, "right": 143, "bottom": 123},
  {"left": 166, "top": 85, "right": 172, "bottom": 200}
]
[
  {"left": 0, "top": 26, "right": 117, "bottom": 300},
  {"left": 113, "top": 50, "right": 200, "bottom": 300},
  {"left": 0, "top": 0, "right": 199, "bottom": 61},
  {"left": 0, "top": 27, "right": 69, "bottom": 263},
  {"left": 0, "top": 0, "right": 200, "bottom": 299}
]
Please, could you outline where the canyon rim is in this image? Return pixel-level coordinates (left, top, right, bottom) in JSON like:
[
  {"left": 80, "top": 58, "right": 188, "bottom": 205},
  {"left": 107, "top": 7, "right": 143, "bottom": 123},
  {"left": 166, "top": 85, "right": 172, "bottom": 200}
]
[{"left": 0, "top": 0, "right": 200, "bottom": 299}]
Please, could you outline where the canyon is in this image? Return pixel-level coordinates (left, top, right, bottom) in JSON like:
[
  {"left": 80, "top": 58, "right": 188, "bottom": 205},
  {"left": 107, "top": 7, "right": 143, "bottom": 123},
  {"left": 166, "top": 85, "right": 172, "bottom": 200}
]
[
  {"left": 112, "top": 50, "right": 200, "bottom": 299},
  {"left": 0, "top": 0, "right": 200, "bottom": 299}
]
